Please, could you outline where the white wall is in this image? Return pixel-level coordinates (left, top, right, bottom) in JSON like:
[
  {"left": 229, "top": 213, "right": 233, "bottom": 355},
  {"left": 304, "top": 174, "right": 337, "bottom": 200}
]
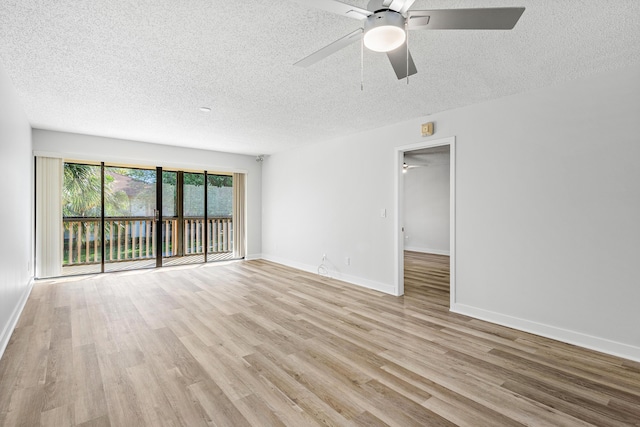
[
  {"left": 33, "top": 130, "right": 262, "bottom": 259},
  {"left": 262, "top": 63, "right": 640, "bottom": 361},
  {"left": 262, "top": 129, "right": 398, "bottom": 294},
  {"left": 0, "top": 63, "right": 33, "bottom": 359},
  {"left": 403, "top": 154, "right": 450, "bottom": 254}
]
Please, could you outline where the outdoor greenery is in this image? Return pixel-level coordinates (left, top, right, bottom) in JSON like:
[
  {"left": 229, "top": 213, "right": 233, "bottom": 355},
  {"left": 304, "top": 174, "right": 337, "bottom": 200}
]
[
  {"left": 63, "top": 164, "right": 233, "bottom": 218},
  {"left": 62, "top": 163, "right": 234, "bottom": 265},
  {"left": 115, "top": 168, "right": 232, "bottom": 188}
]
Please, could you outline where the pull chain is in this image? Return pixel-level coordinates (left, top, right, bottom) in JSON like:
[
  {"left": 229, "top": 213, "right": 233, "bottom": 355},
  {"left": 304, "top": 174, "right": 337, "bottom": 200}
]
[
  {"left": 361, "top": 30, "right": 364, "bottom": 91},
  {"left": 406, "top": 20, "right": 409, "bottom": 85}
]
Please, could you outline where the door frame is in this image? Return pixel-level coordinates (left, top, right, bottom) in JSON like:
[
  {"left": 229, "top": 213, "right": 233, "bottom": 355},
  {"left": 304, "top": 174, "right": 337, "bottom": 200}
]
[{"left": 394, "top": 136, "right": 456, "bottom": 308}]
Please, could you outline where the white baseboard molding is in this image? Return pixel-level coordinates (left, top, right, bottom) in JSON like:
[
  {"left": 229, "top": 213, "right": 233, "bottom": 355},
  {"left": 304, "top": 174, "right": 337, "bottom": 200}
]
[
  {"left": 452, "top": 303, "right": 640, "bottom": 363},
  {"left": 0, "top": 277, "right": 34, "bottom": 361},
  {"left": 404, "top": 246, "right": 450, "bottom": 256},
  {"left": 244, "top": 253, "right": 262, "bottom": 261},
  {"left": 261, "top": 254, "right": 396, "bottom": 295}
]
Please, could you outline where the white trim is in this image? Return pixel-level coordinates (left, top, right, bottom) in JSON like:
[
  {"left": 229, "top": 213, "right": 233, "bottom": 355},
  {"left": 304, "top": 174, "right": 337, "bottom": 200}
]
[
  {"left": 404, "top": 246, "right": 450, "bottom": 256},
  {"left": 0, "top": 278, "right": 34, "bottom": 361},
  {"left": 452, "top": 303, "right": 640, "bottom": 363},
  {"left": 32, "top": 149, "right": 250, "bottom": 175},
  {"left": 245, "top": 253, "right": 262, "bottom": 261},
  {"left": 394, "top": 148, "right": 404, "bottom": 296},
  {"left": 395, "top": 136, "right": 456, "bottom": 299},
  {"left": 261, "top": 254, "right": 396, "bottom": 295},
  {"left": 449, "top": 140, "right": 456, "bottom": 308}
]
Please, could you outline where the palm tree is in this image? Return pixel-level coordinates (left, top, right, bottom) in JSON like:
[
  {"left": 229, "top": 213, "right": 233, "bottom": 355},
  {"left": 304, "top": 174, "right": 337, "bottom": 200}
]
[
  {"left": 63, "top": 163, "right": 102, "bottom": 217},
  {"left": 63, "top": 164, "right": 130, "bottom": 217},
  {"left": 62, "top": 163, "right": 129, "bottom": 264}
]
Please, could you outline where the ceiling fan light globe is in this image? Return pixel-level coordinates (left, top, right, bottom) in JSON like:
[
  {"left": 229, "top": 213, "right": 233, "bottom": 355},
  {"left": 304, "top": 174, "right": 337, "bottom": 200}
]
[
  {"left": 363, "top": 10, "right": 406, "bottom": 53},
  {"left": 364, "top": 26, "right": 406, "bottom": 52}
]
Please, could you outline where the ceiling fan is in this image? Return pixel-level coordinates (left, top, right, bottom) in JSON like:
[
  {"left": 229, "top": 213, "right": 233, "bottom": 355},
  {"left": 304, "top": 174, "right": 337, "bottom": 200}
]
[
  {"left": 293, "top": 0, "right": 525, "bottom": 79},
  {"left": 403, "top": 162, "right": 421, "bottom": 172}
]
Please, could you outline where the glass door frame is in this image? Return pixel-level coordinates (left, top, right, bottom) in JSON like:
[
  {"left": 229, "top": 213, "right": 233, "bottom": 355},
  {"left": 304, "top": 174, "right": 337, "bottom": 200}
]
[
  {"left": 155, "top": 166, "right": 162, "bottom": 267},
  {"left": 103, "top": 164, "right": 159, "bottom": 273},
  {"left": 60, "top": 162, "right": 235, "bottom": 276}
]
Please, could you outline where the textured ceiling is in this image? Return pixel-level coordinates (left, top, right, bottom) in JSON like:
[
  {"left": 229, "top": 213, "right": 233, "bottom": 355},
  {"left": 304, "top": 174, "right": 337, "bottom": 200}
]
[{"left": 1, "top": 1, "right": 639, "bottom": 155}]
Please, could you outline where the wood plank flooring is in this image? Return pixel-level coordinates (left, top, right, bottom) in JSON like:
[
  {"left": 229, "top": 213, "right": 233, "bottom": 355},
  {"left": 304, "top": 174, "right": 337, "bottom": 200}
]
[
  {"left": 1, "top": 253, "right": 639, "bottom": 426},
  {"left": 61, "top": 253, "right": 235, "bottom": 277}
]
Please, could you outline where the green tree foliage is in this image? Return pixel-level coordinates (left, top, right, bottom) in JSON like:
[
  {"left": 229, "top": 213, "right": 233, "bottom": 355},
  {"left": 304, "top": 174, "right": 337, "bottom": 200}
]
[
  {"left": 63, "top": 163, "right": 131, "bottom": 217},
  {"left": 161, "top": 172, "right": 232, "bottom": 188},
  {"left": 63, "top": 163, "right": 102, "bottom": 217},
  {"left": 208, "top": 175, "right": 232, "bottom": 188},
  {"left": 104, "top": 167, "right": 156, "bottom": 217},
  {"left": 63, "top": 164, "right": 233, "bottom": 218},
  {"left": 110, "top": 167, "right": 156, "bottom": 184}
]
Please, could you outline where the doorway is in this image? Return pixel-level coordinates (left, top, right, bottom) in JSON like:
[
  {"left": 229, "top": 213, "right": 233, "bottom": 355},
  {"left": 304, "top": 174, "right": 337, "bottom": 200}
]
[{"left": 395, "top": 136, "right": 455, "bottom": 308}]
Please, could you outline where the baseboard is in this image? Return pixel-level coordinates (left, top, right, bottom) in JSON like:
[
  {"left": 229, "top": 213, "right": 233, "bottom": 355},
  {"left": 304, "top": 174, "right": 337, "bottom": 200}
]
[
  {"left": 0, "top": 277, "right": 34, "bottom": 361},
  {"left": 404, "top": 246, "right": 450, "bottom": 256},
  {"left": 244, "top": 253, "right": 262, "bottom": 261},
  {"left": 261, "top": 254, "right": 396, "bottom": 295},
  {"left": 451, "top": 303, "right": 640, "bottom": 363}
]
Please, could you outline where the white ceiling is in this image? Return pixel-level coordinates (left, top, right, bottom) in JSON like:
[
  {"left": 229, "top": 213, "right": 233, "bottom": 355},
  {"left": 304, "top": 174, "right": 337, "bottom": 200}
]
[{"left": 1, "top": 1, "right": 639, "bottom": 156}]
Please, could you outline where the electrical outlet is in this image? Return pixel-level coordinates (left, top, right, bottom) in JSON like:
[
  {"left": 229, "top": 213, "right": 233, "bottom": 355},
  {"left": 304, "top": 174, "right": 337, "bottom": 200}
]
[
  {"left": 322, "top": 254, "right": 326, "bottom": 261},
  {"left": 345, "top": 257, "right": 350, "bottom": 266}
]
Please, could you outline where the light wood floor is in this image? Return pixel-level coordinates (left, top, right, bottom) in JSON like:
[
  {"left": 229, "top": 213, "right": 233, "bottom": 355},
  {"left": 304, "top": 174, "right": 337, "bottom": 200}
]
[
  {"left": 1, "top": 253, "right": 639, "bottom": 426},
  {"left": 61, "top": 252, "right": 235, "bottom": 277}
]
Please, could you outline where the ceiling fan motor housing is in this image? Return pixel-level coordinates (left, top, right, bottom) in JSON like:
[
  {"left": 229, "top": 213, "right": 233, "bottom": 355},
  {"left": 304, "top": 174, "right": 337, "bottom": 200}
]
[{"left": 363, "top": 10, "right": 406, "bottom": 52}]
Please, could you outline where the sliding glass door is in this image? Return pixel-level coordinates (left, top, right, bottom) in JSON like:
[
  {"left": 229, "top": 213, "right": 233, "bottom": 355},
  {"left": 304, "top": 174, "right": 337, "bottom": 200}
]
[
  {"left": 103, "top": 166, "right": 157, "bottom": 272},
  {"left": 207, "top": 174, "right": 234, "bottom": 261},
  {"left": 62, "top": 163, "right": 103, "bottom": 276},
  {"left": 161, "top": 171, "right": 179, "bottom": 263},
  {"left": 163, "top": 172, "right": 235, "bottom": 265},
  {"left": 53, "top": 160, "right": 241, "bottom": 277},
  {"left": 177, "top": 172, "right": 206, "bottom": 265}
]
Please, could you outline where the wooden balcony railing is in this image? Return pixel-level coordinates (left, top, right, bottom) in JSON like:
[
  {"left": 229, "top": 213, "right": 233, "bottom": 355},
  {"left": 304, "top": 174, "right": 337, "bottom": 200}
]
[{"left": 63, "top": 216, "right": 233, "bottom": 266}]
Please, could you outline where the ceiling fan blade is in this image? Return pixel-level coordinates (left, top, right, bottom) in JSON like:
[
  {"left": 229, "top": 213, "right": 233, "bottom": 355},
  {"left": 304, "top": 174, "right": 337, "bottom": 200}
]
[
  {"left": 291, "top": 0, "right": 372, "bottom": 20},
  {"left": 388, "top": 0, "right": 416, "bottom": 14},
  {"left": 408, "top": 7, "right": 525, "bottom": 30},
  {"left": 387, "top": 44, "right": 417, "bottom": 79},
  {"left": 294, "top": 29, "right": 363, "bottom": 68},
  {"left": 374, "top": 0, "right": 415, "bottom": 13}
]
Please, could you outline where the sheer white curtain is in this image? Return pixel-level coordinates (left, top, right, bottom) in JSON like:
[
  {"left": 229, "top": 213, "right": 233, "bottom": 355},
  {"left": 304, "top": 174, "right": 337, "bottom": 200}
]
[
  {"left": 35, "top": 157, "right": 63, "bottom": 278},
  {"left": 232, "top": 173, "right": 246, "bottom": 259}
]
